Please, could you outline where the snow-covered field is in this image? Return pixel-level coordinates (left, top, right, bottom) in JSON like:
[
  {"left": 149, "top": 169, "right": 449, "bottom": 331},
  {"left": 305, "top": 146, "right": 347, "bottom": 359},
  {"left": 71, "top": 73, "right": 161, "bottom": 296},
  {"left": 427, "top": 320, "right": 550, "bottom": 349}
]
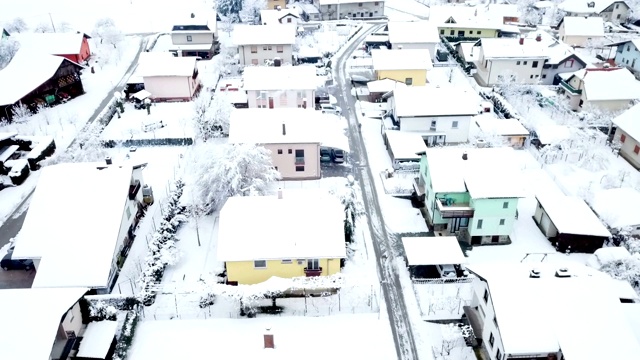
[{"left": 101, "top": 102, "right": 195, "bottom": 142}]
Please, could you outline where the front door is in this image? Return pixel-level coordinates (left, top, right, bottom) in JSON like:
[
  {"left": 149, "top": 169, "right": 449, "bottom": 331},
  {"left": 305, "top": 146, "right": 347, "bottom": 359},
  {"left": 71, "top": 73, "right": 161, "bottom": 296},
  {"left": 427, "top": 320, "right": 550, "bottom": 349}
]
[{"left": 268, "top": 97, "right": 274, "bottom": 109}]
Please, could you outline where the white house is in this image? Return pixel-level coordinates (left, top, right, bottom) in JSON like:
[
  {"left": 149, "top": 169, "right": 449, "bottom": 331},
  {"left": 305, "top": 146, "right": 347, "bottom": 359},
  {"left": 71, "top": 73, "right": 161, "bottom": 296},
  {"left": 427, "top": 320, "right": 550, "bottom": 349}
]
[
  {"left": 386, "top": 21, "right": 440, "bottom": 60},
  {"left": 137, "top": 55, "right": 200, "bottom": 101},
  {"left": 612, "top": 103, "right": 640, "bottom": 169},
  {"left": 12, "top": 161, "right": 148, "bottom": 293},
  {"left": 242, "top": 65, "right": 319, "bottom": 109},
  {"left": 473, "top": 37, "right": 549, "bottom": 86},
  {"left": 558, "top": 16, "right": 605, "bottom": 47},
  {"left": 559, "top": 67, "right": 640, "bottom": 111},
  {"left": 233, "top": 25, "right": 296, "bottom": 66},
  {"left": 466, "top": 262, "right": 640, "bottom": 360},
  {"left": 522, "top": 31, "right": 588, "bottom": 85},
  {"left": 559, "top": 0, "right": 630, "bottom": 23},
  {"left": 385, "top": 85, "right": 480, "bottom": 146},
  {"left": 170, "top": 11, "right": 219, "bottom": 58},
  {"left": 314, "top": 0, "right": 385, "bottom": 20},
  {"left": 591, "top": 187, "right": 640, "bottom": 235},
  {"left": 260, "top": 8, "right": 302, "bottom": 25}
]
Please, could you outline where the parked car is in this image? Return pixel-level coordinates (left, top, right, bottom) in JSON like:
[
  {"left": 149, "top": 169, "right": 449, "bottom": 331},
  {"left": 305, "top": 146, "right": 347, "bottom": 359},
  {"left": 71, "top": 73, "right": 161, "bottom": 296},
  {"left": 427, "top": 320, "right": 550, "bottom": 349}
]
[
  {"left": 331, "top": 149, "right": 345, "bottom": 163},
  {"left": 320, "top": 104, "right": 342, "bottom": 115},
  {"left": 320, "top": 148, "right": 332, "bottom": 163},
  {"left": 1, "top": 251, "right": 34, "bottom": 271},
  {"left": 436, "top": 264, "right": 456, "bottom": 278}
]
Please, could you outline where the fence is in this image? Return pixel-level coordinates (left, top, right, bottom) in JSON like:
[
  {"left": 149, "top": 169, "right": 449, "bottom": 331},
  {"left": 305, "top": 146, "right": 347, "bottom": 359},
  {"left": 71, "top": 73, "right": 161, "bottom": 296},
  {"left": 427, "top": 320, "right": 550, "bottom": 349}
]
[{"left": 412, "top": 277, "right": 475, "bottom": 285}]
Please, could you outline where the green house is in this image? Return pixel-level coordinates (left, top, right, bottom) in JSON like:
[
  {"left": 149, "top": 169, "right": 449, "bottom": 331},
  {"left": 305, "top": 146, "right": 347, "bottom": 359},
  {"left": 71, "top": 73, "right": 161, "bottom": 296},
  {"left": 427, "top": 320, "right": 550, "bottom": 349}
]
[{"left": 416, "top": 147, "right": 523, "bottom": 245}]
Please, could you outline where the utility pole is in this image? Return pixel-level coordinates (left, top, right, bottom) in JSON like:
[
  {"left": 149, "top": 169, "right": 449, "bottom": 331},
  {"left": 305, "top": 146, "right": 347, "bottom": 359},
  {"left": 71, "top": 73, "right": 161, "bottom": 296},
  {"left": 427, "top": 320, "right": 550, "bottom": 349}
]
[
  {"left": 49, "top": 13, "right": 56, "bottom": 33},
  {"left": 337, "top": 0, "right": 341, "bottom": 21}
]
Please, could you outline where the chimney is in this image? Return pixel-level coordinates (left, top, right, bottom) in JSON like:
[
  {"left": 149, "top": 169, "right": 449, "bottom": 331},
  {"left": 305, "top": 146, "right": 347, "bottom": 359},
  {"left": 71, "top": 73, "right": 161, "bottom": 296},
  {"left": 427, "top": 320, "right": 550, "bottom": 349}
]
[
  {"left": 282, "top": 123, "right": 286, "bottom": 136},
  {"left": 462, "top": 151, "right": 468, "bottom": 161},
  {"left": 519, "top": 36, "right": 524, "bottom": 45},
  {"left": 105, "top": 156, "right": 112, "bottom": 165},
  {"left": 536, "top": 34, "right": 542, "bottom": 42},
  {"left": 277, "top": 188, "right": 283, "bottom": 199},
  {"left": 529, "top": 268, "right": 541, "bottom": 278},
  {"left": 264, "top": 327, "right": 275, "bottom": 349}
]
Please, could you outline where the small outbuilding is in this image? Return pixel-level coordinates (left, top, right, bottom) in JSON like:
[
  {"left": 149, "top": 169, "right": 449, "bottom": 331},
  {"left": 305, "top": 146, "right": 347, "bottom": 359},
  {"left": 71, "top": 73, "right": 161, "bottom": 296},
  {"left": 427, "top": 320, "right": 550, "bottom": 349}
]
[
  {"left": 384, "top": 130, "right": 427, "bottom": 169},
  {"left": 402, "top": 236, "right": 468, "bottom": 278},
  {"left": 474, "top": 115, "right": 529, "bottom": 148},
  {"left": 137, "top": 56, "right": 201, "bottom": 101},
  {"left": 534, "top": 194, "right": 611, "bottom": 253},
  {"left": 591, "top": 187, "right": 640, "bottom": 235},
  {"left": 366, "top": 78, "right": 406, "bottom": 102}
]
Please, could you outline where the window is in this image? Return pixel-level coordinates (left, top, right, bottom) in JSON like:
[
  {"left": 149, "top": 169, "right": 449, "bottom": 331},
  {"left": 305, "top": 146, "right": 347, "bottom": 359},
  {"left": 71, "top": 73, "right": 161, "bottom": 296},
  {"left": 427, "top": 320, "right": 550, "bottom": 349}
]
[
  {"left": 277, "top": 149, "right": 283, "bottom": 154},
  {"left": 496, "top": 348, "right": 502, "bottom": 360},
  {"left": 430, "top": 120, "right": 437, "bottom": 130},
  {"left": 287, "top": 18, "right": 292, "bottom": 23},
  {"left": 493, "top": 316, "right": 498, "bottom": 327},
  {"left": 405, "top": 77, "right": 413, "bottom": 85},
  {"left": 516, "top": 61, "right": 521, "bottom": 65},
  {"left": 281, "top": 259, "right": 292, "bottom": 264},
  {"left": 483, "top": 289, "right": 489, "bottom": 303},
  {"left": 484, "top": 60, "right": 488, "bottom": 68},
  {"left": 535, "top": 74, "right": 539, "bottom": 78},
  {"left": 359, "top": 2, "right": 363, "bottom": 6},
  {"left": 618, "top": 14, "right": 622, "bottom": 19},
  {"left": 252, "top": 59, "right": 259, "bottom": 65},
  {"left": 628, "top": 45, "right": 631, "bottom": 51},
  {"left": 328, "top": 4, "right": 331, "bottom": 8},
  {"left": 186, "top": 35, "right": 193, "bottom": 42},
  {"left": 477, "top": 219, "right": 483, "bottom": 229},
  {"left": 620, "top": 134, "right": 627, "bottom": 143},
  {"left": 532, "top": 61, "right": 538, "bottom": 68},
  {"left": 375, "top": 1, "right": 379, "bottom": 4},
  {"left": 307, "top": 259, "right": 320, "bottom": 270},
  {"left": 288, "top": 149, "right": 292, "bottom": 154},
  {"left": 126, "top": 206, "right": 132, "bottom": 220},
  {"left": 635, "top": 145, "right": 640, "bottom": 154},
  {"left": 452, "top": 120, "right": 459, "bottom": 129},
  {"left": 503, "top": 201, "right": 509, "bottom": 209},
  {"left": 268, "top": 45, "right": 272, "bottom": 50},
  {"left": 587, "top": 37, "right": 592, "bottom": 42},
  {"left": 254, "top": 260, "right": 267, "bottom": 268},
  {"left": 489, "top": 333, "right": 495, "bottom": 348},
  {"left": 295, "top": 149, "right": 305, "bottom": 164},
  {"left": 263, "top": 45, "right": 267, "bottom": 50},
  {"left": 523, "top": 61, "right": 528, "bottom": 65},
  {"left": 616, "top": 3, "right": 620, "bottom": 8},
  {"left": 251, "top": 46, "right": 258, "bottom": 53},
  {"left": 469, "top": 30, "right": 474, "bottom": 34},
  {"left": 564, "top": 59, "right": 574, "bottom": 68},
  {"left": 440, "top": 29, "right": 445, "bottom": 35},
  {"left": 499, "top": 219, "right": 505, "bottom": 226},
  {"left": 477, "top": 31, "right": 482, "bottom": 35},
  {"left": 542, "top": 74, "right": 547, "bottom": 79},
  {"left": 277, "top": 45, "right": 284, "bottom": 53},
  {"left": 296, "top": 165, "right": 305, "bottom": 171},
  {"left": 530, "top": 75, "right": 534, "bottom": 79},
  {"left": 450, "top": 30, "right": 455, "bottom": 35}
]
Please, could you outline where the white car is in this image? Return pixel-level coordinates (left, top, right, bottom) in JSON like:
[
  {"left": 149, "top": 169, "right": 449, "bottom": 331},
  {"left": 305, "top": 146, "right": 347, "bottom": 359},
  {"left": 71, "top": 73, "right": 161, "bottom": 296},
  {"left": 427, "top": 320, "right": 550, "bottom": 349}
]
[
  {"left": 437, "top": 264, "right": 457, "bottom": 278},
  {"left": 320, "top": 104, "right": 342, "bottom": 115}
]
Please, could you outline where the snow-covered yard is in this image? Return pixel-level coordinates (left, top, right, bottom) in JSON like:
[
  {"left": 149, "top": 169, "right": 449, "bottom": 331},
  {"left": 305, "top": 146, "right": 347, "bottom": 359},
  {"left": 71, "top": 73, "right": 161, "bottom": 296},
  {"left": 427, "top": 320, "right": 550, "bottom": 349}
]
[
  {"left": 101, "top": 102, "right": 195, "bottom": 142},
  {"left": 297, "top": 22, "right": 363, "bottom": 57},
  {"left": 413, "top": 281, "right": 474, "bottom": 321}
]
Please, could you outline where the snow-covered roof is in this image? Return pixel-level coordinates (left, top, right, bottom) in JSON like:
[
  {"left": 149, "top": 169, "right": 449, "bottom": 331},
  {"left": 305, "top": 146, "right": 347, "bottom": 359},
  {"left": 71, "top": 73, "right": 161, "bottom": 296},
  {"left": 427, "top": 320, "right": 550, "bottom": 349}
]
[
  {"left": 622, "top": 303, "right": 640, "bottom": 346},
  {"left": 456, "top": 41, "right": 478, "bottom": 61},
  {"left": 478, "top": 37, "right": 549, "bottom": 59},
  {"left": 76, "top": 321, "right": 119, "bottom": 359},
  {"left": 171, "top": 11, "right": 217, "bottom": 30},
  {"left": 229, "top": 108, "right": 324, "bottom": 144},
  {"left": 385, "top": 130, "right": 427, "bottom": 161},
  {"left": 0, "top": 131, "right": 17, "bottom": 142},
  {"left": 428, "top": 5, "right": 502, "bottom": 28},
  {"left": 387, "top": 21, "right": 440, "bottom": 44},
  {"left": 13, "top": 163, "right": 133, "bottom": 288},
  {"left": 559, "top": 16, "right": 605, "bottom": 37},
  {"left": 12, "top": 32, "right": 86, "bottom": 55},
  {"left": 138, "top": 56, "right": 197, "bottom": 77},
  {"left": 391, "top": 85, "right": 480, "bottom": 117},
  {"left": 425, "top": 147, "right": 520, "bottom": 196},
  {"left": 536, "top": 194, "right": 611, "bottom": 237},
  {"left": 534, "top": 0, "right": 554, "bottom": 9},
  {"left": 260, "top": 9, "right": 299, "bottom": 25},
  {"left": 464, "top": 169, "right": 524, "bottom": 199},
  {"left": 613, "top": 103, "right": 640, "bottom": 140},
  {"left": 367, "top": 78, "right": 406, "bottom": 93},
  {"left": 524, "top": 30, "right": 586, "bottom": 65},
  {"left": 217, "top": 190, "right": 346, "bottom": 261},
  {"left": 559, "top": 0, "right": 622, "bottom": 14},
  {"left": 319, "top": 0, "right": 379, "bottom": 4},
  {"left": 571, "top": 68, "right": 640, "bottom": 101},
  {"left": 0, "top": 49, "right": 80, "bottom": 106},
  {"left": 242, "top": 65, "right": 319, "bottom": 90},
  {"left": 289, "top": 2, "right": 319, "bottom": 14},
  {"left": 402, "top": 236, "right": 467, "bottom": 266},
  {"left": 486, "top": 4, "right": 520, "bottom": 22},
  {"left": 233, "top": 24, "right": 296, "bottom": 45},
  {"left": 474, "top": 115, "right": 530, "bottom": 136},
  {"left": 590, "top": 187, "right": 640, "bottom": 229},
  {"left": 371, "top": 49, "right": 433, "bottom": 71},
  {"left": 535, "top": 123, "right": 571, "bottom": 144},
  {"left": 0, "top": 287, "right": 88, "bottom": 360},
  {"left": 467, "top": 262, "right": 640, "bottom": 358}
]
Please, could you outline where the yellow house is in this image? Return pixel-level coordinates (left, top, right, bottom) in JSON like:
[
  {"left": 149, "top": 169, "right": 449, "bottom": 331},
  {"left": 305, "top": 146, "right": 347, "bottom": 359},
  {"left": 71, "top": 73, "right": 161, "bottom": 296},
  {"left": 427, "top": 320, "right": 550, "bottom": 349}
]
[
  {"left": 428, "top": 6, "right": 502, "bottom": 38},
  {"left": 216, "top": 189, "right": 346, "bottom": 285},
  {"left": 437, "top": 23, "right": 500, "bottom": 38},
  {"left": 268, "top": 0, "right": 286, "bottom": 9},
  {"left": 371, "top": 48, "right": 433, "bottom": 86}
]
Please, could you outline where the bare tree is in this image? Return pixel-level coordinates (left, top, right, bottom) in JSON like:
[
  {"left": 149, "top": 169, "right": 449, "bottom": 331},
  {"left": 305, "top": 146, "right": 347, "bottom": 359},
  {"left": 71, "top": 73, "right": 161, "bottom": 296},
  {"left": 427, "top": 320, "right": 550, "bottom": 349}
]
[
  {"left": 11, "top": 103, "right": 31, "bottom": 123},
  {"left": 33, "top": 22, "right": 54, "bottom": 33},
  {"left": 93, "top": 18, "right": 124, "bottom": 48},
  {"left": 3, "top": 18, "right": 28, "bottom": 33},
  {"left": 0, "top": 38, "right": 20, "bottom": 70}
]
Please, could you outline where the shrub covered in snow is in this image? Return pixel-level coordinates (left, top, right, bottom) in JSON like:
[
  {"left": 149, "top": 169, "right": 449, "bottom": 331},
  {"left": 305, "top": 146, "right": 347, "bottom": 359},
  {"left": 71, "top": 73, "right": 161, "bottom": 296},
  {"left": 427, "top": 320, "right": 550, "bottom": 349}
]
[
  {"left": 329, "top": 175, "right": 365, "bottom": 243},
  {"left": 26, "top": 136, "right": 55, "bottom": 170},
  {"left": 84, "top": 295, "right": 141, "bottom": 321},
  {"left": 8, "top": 159, "right": 29, "bottom": 185},
  {"left": 112, "top": 310, "right": 140, "bottom": 360}
]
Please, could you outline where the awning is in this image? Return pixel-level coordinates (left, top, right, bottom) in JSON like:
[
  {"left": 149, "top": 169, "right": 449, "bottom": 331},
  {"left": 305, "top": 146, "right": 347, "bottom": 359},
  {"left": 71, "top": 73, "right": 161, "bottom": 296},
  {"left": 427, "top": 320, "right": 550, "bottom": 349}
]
[
  {"left": 132, "top": 90, "right": 152, "bottom": 100},
  {"left": 402, "top": 237, "right": 467, "bottom": 266}
]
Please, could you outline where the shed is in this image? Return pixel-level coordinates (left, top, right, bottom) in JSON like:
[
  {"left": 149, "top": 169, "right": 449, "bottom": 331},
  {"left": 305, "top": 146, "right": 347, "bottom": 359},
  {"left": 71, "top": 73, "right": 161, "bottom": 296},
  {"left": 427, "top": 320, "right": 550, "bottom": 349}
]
[
  {"left": 384, "top": 130, "right": 427, "bottom": 169},
  {"left": 402, "top": 236, "right": 467, "bottom": 266},
  {"left": 366, "top": 78, "right": 406, "bottom": 102},
  {"left": 591, "top": 187, "right": 640, "bottom": 235},
  {"left": 75, "top": 321, "right": 118, "bottom": 360},
  {"left": 137, "top": 56, "right": 200, "bottom": 101},
  {"left": 534, "top": 194, "right": 611, "bottom": 253}
]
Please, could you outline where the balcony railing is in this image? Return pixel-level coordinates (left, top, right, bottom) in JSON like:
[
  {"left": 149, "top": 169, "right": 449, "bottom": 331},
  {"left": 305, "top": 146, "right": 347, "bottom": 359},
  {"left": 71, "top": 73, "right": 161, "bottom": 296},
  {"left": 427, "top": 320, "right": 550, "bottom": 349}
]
[
  {"left": 129, "top": 180, "right": 141, "bottom": 200},
  {"left": 304, "top": 267, "right": 322, "bottom": 277},
  {"left": 436, "top": 199, "right": 474, "bottom": 218},
  {"left": 559, "top": 79, "right": 582, "bottom": 95},
  {"left": 295, "top": 157, "right": 305, "bottom": 165}
]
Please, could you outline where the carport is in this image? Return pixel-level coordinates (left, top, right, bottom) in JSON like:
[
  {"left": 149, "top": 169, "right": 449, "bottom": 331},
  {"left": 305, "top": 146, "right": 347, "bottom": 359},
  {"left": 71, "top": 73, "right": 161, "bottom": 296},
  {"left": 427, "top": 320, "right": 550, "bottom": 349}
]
[{"left": 402, "top": 236, "right": 467, "bottom": 278}]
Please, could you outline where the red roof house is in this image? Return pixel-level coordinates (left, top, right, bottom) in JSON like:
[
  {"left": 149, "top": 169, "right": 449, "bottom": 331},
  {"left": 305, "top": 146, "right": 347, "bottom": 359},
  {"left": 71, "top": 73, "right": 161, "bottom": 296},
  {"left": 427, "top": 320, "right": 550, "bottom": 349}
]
[{"left": 12, "top": 32, "right": 92, "bottom": 64}]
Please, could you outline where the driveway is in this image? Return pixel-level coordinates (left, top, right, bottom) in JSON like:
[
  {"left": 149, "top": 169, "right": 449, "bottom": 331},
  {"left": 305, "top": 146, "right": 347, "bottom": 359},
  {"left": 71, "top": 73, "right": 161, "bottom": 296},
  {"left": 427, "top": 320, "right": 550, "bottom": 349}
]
[{"left": 0, "top": 269, "right": 36, "bottom": 289}]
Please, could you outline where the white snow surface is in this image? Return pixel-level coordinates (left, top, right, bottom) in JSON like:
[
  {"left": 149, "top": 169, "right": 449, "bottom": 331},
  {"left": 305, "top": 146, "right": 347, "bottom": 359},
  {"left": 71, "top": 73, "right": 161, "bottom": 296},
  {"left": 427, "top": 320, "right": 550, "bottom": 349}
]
[
  {"left": 137, "top": 56, "right": 197, "bottom": 77},
  {"left": 101, "top": 102, "right": 194, "bottom": 141},
  {"left": 387, "top": 21, "right": 440, "bottom": 44},
  {"left": 11, "top": 32, "right": 87, "bottom": 56},
  {"left": 232, "top": 24, "right": 296, "bottom": 45},
  {"left": 587, "top": 246, "right": 632, "bottom": 269},
  {"left": 76, "top": 321, "right": 118, "bottom": 359},
  {"left": 371, "top": 48, "right": 433, "bottom": 70},
  {"left": 384, "top": 130, "right": 427, "bottom": 161},
  {"left": 242, "top": 65, "right": 319, "bottom": 90},
  {"left": 0, "top": 287, "right": 88, "bottom": 360},
  {"left": 468, "top": 262, "right": 640, "bottom": 358},
  {"left": 402, "top": 236, "right": 467, "bottom": 266},
  {"left": 479, "top": 37, "right": 549, "bottom": 59},
  {"left": 474, "top": 114, "right": 530, "bottom": 136},
  {"left": 613, "top": 103, "right": 640, "bottom": 140},
  {"left": 366, "top": 78, "right": 406, "bottom": 93},
  {"left": 571, "top": 68, "right": 640, "bottom": 101},
  {"left": 560, "top": 16, "right": 605, "bottom": 37},
  {"left": 536, "top": 194, "right": 611, "bottom": 238},
  {"left": 590, "top": 187, "right": 640, "bottom": 229},
  {"left": 391, "top": 85, "right": 480, "bottom": 117},
  {"left": 216, "top": 190, "right": 346, "bottom": 262}
]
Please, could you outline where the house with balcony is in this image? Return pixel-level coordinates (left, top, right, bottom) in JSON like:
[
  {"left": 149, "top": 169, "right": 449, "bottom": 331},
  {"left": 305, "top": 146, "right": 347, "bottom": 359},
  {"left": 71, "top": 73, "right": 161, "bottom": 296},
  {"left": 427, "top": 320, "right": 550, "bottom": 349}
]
[
  {"left": 228, "top": 108, "right": 330, "bottom": 180},
  {"left": 217, "top": 189, "right": 346, "bottom": 285},
  {"left": 170, "top": 12, "right": 219, "bottom": 59},
  {"left": 465, "top": 262, "right": 640, "bottom": 360},
  {"left": 0, "top": 287, "right": 120, "bottom": 360},
  {"left": 591, "top": 187, "right": 640, "bottom": 235},
  {"left": 260, "top": 8, "right": 302, "bottom": 25},
  {"left": 384, "top": 85, "right": 481, "bottom": 145},
  {"left": 559, "top": 0, "right": 630, "bottom": 23},
  {"left": 472, "top": 37, "right": 549, "bottom": 86},
  {"left": 314, "top": 0, "right": 385, "bottom": 20},
  {"left": 612, "top": 103, "right": 640, "bottom": 169},
  {"left": 387, "top": 21, "right": 440, "bottom": 60},
  {"left": 558, "top": 16, "right": 605, "bottom": 47},
  {"left": 371, "top": 48, "right": 433, "bottom": 85},
  {"left": 12, "top": 160, "right": 149, "bottom": 294},
  {"left": 522, "top": 31, "right": 588, "bottom": 85},
  {"left": 558, "top": 67, "right": 640, "bottom": 111},
  {"left": 607, "top": 39, "right": 640, "bottom": 76},
  {"left": 415, "top": 147, "right": 524, "bottom": 245},
  {"left": 242, "top": 65, "right": 318, "bottom": 109},
  {"left": 233, "top": 24, "right": 296, "bottom": 66}
]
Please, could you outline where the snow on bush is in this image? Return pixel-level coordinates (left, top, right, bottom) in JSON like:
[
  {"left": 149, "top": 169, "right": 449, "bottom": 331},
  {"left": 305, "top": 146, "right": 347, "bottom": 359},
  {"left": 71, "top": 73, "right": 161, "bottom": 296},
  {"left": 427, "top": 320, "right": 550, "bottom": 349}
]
[
  {"left": 600, "top": 256, "right": 640, "bottom": 294},
  {"left": 192, "top": 91, "right": 233, "bottom": 140},
  {"left": 44, "top": 122, "right": 107, "bottom": 165},
  {"left": 112, "top": 310, "right": 140, "bottom": 360},
  {"left": 328, "top": 175, "right": 365, "bottom": 243},
  {"left": 0, "top": 37, "right": 19, "bottom": 71}
]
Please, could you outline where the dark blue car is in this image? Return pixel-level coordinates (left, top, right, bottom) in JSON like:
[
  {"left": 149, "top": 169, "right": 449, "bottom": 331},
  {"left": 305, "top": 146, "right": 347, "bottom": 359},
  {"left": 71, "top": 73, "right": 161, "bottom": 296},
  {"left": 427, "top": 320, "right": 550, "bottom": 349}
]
[{"left": 1, "top": 249, "right": 34, "bottom": 271}]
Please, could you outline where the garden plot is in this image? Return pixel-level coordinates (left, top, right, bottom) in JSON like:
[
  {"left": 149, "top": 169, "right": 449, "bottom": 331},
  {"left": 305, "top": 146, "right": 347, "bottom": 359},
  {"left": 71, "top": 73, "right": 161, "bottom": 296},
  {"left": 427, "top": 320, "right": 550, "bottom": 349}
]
[
  {"left": 297, "top": 22, "right": 362, "bottom": 57},
  {"left": 380, "top": 169, "right": 415, "bottom": 196},
  {"left": 101, "top": 102, "right": 195, "bottom": 142},
  {"left": 412, "top": 281, "right": 474, "bottom": 321}
]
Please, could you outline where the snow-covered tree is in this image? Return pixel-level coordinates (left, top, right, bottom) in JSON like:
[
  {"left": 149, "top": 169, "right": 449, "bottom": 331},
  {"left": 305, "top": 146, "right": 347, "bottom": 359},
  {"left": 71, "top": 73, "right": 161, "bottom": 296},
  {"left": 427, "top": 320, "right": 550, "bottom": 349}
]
[
  {"left": 518, "top": 0, "right": 543, "bottom": 26},
  {"left": 93, "top": 18, "right": 124, "bottom": 48},
  {"left": 3, "top": 18, "right": 28, "bottom": 33},
  {"left": 191, "top": 143, "right": 281, "bottom": 212},
  {"left": 432, "top": 323, "right": 464, "bottom": 359},
  {"left": 10, "top": 103, "right": 31, "bottom": 122},
  {"left": 0, "top": 38, "right": 20, "bottom": 70},
  {"left": 56, "top": 21, "right": 74, "bottom": 33},
  {"left": 218, "top": 0, "right": 243, "bottom": 18},
  {"left": 33, "top": 22, "right": 54, "bottom": 33},
  {"left": 239, "top": 0, "right": 267, "bottom": 23},
  {"left": 192, "top": 91, "right": 233, "bottom": 140},
  {"left": 600, "top": 256, "right": 640, "bottom": 293},
  {"left": 47, "top": 123, "right": 107, "bottom": 164},
  {"left": 329, "top": 175, "right": 365, "bottom": 243}
]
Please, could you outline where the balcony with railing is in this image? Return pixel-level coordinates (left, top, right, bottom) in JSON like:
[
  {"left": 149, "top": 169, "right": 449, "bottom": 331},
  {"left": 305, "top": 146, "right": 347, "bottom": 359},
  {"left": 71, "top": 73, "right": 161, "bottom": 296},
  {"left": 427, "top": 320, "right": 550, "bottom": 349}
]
[
  {"left": 436, "top": 199, "right": 474, "bottom": 218},
  {"left": 559, "top": 79, "right": 582, "bottom": 95},
  {"left": 304, "top": 267, "right": 322, "bottom": 277},
  {"left": 295, "top": 157, "right": 305, "bottom": 165},
  {"left": 129, "top": 180, "right": 141, "bottom": 200}
]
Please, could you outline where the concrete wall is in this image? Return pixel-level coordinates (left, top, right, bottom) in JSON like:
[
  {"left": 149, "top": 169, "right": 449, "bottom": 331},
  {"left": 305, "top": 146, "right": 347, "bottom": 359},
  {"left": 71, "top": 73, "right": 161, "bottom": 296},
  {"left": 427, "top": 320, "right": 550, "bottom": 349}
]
[
  {"left": 264, "top": 142, "right": 321, "bottom": 179},
  {"left": 61, "top": 301, "right": 84, "bottom": 335},
  {"left": 468, "top": 197, "right": 518, "bottom": 240},
  {"left": 238, "top": 44, "right": 293, "bottom": 65},
  {"left": 226, "top": 258, "right": 341, "bottom": 284},
  {"left": 247, "top": 89, "right": 315, "bottom": 109},
  {"left": 438, "top": 27, "right": 498, "bottom": 38},
  {"left": 614, "top": 41, "right": 640, "bottom": 73},
  {"left": 540, "top": 57, "right": 585, "bottom": 85},
  {"left": 615, "top": 127, "right": 640, "bottom": 170}
]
